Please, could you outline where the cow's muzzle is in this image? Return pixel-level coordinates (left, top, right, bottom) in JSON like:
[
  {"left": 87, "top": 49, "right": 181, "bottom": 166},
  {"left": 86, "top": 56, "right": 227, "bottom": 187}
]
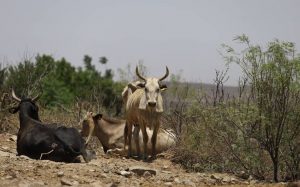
[{"left": 148, "top": 102, "right": 157, "bottom": 107}]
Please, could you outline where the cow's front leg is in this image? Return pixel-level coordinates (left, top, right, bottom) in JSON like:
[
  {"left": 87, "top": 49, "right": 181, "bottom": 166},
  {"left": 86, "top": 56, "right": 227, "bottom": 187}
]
[{"left": 140, "top": 124, "right": 148, "bottom": 161}]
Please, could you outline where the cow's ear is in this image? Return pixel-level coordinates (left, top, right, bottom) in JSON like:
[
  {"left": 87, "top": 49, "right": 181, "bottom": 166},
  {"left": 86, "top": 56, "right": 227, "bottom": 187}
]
[
  {"left": 9, "top": 106, "right": 19, "bottom": 114},
  {"left": 137, "top": 82, "right": 145, "bottom": 88},
  {"left": 93, "top": 113, "right": 102, "bottom": 120},
  {"left": 160, "top": 84, "right": 167, "bottom": 91}
]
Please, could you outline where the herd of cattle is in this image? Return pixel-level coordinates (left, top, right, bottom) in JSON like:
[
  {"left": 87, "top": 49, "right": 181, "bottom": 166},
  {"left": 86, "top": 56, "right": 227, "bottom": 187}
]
[{"left": 8, "top": 66, "right": 176, "bottom": 163}]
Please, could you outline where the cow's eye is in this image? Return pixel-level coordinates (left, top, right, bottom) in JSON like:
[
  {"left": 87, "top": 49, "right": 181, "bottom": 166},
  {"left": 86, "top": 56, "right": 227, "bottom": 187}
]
[
  {"left": 156, "top": 88, "right": 159, "bottom": 92},
  {"left": 145, "top": 88, "right": 149, "bottom": 92}
]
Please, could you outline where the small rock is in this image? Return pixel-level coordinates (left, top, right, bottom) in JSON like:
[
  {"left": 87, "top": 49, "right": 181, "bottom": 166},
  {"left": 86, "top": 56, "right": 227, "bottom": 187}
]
[
  {"left": 143, "top": 171, "right": 152, "bottom": 178},
  {"left": 1, "top": 146, "right": 9, "bottom": 150},
  {"left": 0, "top": 150, "right": 13, "bottom": 157},
  {"left": 174, "top": 178, "right": 181, "bottom": 184},
  {"left": 100, "top": 173, "right": 108, "bottom": 178},
  {"left": 5, "top": 175, "right": 14, "bottom": 180},
  {"left": 161, "top": 171, "right": 172, "bottom": 174},
  {"left": 118, "top": 170, "right": 132, "bottom": 177},
  {"left": 19, "top": 155, "right": 31, "bottom": 160},
  {"left": 163, "top": 165, "right": 169, "bottom": 169},
  {"left": 183, "top": 179, "right": 196, "bottom": 187},
  {"left": 197, "top": 172, "right": 206, "bottom": 177},
  {"left": 210, "top": 174, "right": 222, "bottom": 180},
  {"left": 103, "top": 168, "right": 109, "bottom": 173},
  {"left": 106, "top": 182, "right": 119, "bottom": 187},
  {"left": 164, "top": 176, "right": 174, "bottom": 182},
  {"left": 61, "top": 178, "right": 73, "bottom": 186},
  {"left": 287, "top": 181, "right": 300, "bottom": 187},
  {"left": 129, "top": 166, "right": 157, "bottom": 176},
  {"left": 230, "top": 177, "right": 238, "bottom": 184},
  {"left": 72, "top": 180, "right": 79, "bottom": 186},
  {"left": 222, "top": 176, "right": 231, "bottom": 183},
  {"left": 90, "top": 181, "right": 105, "bottom": 187},
  {"left": 237, "top": 171, "right": 249, "bottom": 180},
  {"left": 164, "top": 182, "right": 173, "bottom": 186},
  {"left": 89, "top": 169, "right": 96, "bottom": 172},
  {"left": 9, "top": 135, "right": 17, "bottom": 142},
  {"left": 249, "top": 179, "right": 259, "bottom": 185},
  {"left": 57, "top": 171, "right": 64, "bottom": 177}
]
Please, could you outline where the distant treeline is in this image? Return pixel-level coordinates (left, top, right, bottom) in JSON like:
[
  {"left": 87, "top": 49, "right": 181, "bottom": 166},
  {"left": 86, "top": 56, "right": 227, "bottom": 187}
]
[{"left": 0, "top": 54, "right": 124, "bottom": 112}]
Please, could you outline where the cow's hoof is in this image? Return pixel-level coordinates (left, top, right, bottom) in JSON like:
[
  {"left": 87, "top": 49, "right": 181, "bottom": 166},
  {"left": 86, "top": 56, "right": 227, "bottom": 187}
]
[
  {"left": 142, "top": 154, "right": 148, "bottom": 161},
  {"left": 151, "top": 155, "right": 157, "bottom": 160}
]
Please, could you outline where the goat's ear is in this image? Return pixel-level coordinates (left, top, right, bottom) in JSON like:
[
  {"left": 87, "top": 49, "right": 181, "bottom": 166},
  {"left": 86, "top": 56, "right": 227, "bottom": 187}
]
[
  {"left": 9, "top": 106, "right": 19, "bottom": 114},
  {"left": 160, "top": 84, "right": 167, "bottom": 91},
  {"left": 93, "top": 113, "right": 102, "bottom": 120}
]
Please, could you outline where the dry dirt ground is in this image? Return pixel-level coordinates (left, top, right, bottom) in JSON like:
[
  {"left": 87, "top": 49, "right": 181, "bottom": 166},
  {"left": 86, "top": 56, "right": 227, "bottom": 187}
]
[{"left": 0, "top": 133, "right": 289, "bottom": 187}]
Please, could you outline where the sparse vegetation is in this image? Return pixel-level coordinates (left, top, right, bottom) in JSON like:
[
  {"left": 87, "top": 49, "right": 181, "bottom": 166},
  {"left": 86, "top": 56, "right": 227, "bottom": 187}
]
[
  {"left": 170, "top": 35, "right": 300, "bottom": 182},
  {"left": 0, "top": 35, "right": 299, "bottom": 183}
]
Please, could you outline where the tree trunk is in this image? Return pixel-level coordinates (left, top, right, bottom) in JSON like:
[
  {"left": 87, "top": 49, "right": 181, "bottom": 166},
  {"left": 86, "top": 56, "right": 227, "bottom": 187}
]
[{"left": 272, "top": 155, "right": 279, "bottom": 182}]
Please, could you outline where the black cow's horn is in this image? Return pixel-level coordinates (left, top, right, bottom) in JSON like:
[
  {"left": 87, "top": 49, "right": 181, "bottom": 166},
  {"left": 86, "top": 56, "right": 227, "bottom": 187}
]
[
  {"left": 136, "top": 66, "right": 146, "bottom": 81},
  {"left": 12, "top": 89, "right": 21, "bottom": 102},
  {"left": 32, "top": 94, "right": 40, "bottom": 102},
  {"left": 159, "top": 66, "right": 169, "bottom": 81}
]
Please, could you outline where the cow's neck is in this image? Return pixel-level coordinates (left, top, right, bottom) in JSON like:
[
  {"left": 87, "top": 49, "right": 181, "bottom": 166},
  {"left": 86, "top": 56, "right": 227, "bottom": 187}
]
[{"left": 18, "top": 103, "right": 40, "bottom": 129}]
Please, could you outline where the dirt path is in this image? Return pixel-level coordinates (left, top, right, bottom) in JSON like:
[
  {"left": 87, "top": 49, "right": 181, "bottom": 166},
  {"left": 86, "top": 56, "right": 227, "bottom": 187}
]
[{"left": 0, "top": 133, "right": 286, "bottom": 187}]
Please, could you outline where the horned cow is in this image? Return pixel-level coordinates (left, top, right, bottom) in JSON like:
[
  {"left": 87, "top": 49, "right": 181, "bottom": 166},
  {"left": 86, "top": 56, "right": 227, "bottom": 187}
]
[
  {"left": 125, "top": 66, "right": 169, "bottom": 160},
  {"left": 9, "top": 90, "right": 93, "bottom": 163}
]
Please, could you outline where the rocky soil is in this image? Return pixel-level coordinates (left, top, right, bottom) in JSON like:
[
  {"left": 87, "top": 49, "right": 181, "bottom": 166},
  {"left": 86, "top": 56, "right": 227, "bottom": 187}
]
[{"left": 0, "top": 133, "right": 289, "bottom": 187}]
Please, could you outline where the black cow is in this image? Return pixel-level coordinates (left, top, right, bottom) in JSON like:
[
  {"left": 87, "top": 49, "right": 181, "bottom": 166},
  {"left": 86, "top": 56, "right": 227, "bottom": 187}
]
[{"left": 9, "top": 89, "right": 93, "bottom": 163}]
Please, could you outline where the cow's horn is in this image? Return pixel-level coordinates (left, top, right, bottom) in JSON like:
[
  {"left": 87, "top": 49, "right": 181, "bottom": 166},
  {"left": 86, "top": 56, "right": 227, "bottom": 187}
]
[
  {"left": 136, "top": 66, "right": 146, "bottom": 81},
  {"left": 11, "top": 89, "right": 21, "bottom": 102},
  {"left": 32, "top": 94, "right": 40, "bottom": 102},
  {"left": 159, "top": 66, "right": 169, "bottom": 81}
]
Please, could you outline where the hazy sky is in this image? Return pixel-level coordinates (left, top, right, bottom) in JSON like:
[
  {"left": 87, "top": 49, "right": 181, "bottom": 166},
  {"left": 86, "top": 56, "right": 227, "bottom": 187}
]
[{"left": 1, "top": 0, "right": 299, "bottom": 85}]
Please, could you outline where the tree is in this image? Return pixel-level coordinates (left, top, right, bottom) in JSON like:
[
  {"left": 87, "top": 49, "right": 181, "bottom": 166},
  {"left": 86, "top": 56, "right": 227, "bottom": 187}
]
[
  {"left": 99, "top": 56, "right": 108, "bottom": 65},
  {"left": 223, "top": 35, "right": 300, "bottom": 182}
]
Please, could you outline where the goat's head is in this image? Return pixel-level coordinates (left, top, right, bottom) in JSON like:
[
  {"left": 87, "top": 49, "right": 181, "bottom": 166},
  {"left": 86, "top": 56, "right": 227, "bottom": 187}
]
[
  {"left": 81, "top": 111, "right": 102, "bottom": 145},
  {"left": 135, "top": 66, "right": 168, "bottom": 112}
]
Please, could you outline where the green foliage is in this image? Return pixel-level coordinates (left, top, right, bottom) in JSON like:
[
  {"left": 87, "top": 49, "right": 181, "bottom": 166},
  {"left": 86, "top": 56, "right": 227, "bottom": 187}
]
[
  {"left": 173, "top": 36, "right": 300, "bottom": 182},
  {"left": 225, "top": 37, "right": 300, "bottom": 181},
  {"left": 1, "top": 54, "right": 122, "bottom": 113}
]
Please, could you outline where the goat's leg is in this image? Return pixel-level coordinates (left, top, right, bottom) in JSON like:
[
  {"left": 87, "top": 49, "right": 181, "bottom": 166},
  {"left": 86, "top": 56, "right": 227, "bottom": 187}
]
[
  {"left": 127, "top": 122, "right": 133, "bottom": 158},
  {"left": 140, "top": 124, "right": 148, "bottom": 160},
  {"left": 133, "top": 125, "right": 141, "bottom": 158},
  {"left": 151, "top": 122, "right": 160, "bottom": 159}
]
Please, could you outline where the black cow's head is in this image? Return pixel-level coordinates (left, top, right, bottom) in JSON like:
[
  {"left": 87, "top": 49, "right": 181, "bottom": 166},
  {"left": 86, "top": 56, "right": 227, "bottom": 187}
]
[{"left": 9, "top": 89, "right": 40, "bottom": 121}]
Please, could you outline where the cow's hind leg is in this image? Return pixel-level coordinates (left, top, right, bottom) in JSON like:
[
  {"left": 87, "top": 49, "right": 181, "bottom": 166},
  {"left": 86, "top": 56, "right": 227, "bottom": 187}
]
[
  {"left": 127, "top": 122, "right": 133, "bottom": 158},
  {"left": 133, "top": 125, "right": 141, "bottom": 158},
  {"left": 124, "top": 122, "right": 128, "bottom": 151}
]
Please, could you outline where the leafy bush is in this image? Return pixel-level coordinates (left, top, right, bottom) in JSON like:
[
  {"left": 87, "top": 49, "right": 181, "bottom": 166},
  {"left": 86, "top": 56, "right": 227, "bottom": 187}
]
[{"left": 170, "top": 36, "right": 300, "bottom": 182}]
